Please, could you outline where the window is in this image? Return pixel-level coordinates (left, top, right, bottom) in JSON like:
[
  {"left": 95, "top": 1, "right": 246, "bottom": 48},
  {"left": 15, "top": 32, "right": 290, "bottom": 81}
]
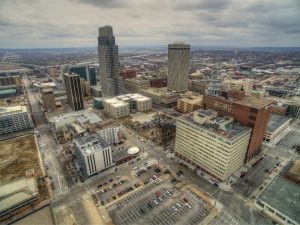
[
  {"left": 249, "top": 115, "right": 256, "bottom": 121},
  {"left": 250, "top": 108, "right": 258, "bottom": 113},
  {"left": 247, "top": 122, "right": 254, "bottom": 128}
]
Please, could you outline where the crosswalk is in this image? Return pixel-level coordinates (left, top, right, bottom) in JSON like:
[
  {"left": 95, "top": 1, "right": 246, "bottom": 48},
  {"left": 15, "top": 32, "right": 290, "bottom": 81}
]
[{"left": 53, "top": 184, "right": 81, "bottom": 199}]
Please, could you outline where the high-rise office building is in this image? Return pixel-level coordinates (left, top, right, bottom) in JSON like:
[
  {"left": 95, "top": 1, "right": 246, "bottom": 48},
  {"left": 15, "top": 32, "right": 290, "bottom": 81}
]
[
  {"left": 175, "top": 109, "right": 251, "bottom": 181},
  {"left": 69, "top": 65, "right": 97, "bottom": 86},
  {"left": 167, "top": 42, "right": 190, "bottom": 93},
  {"left": 98, "top": 26, "right": 124, "bottom": 96},
  {"left": 74, "top": 133, "right": 113, "bottom": 177},
  {"left": 63, "top": 73, "right": 84, "bottom": 111}
]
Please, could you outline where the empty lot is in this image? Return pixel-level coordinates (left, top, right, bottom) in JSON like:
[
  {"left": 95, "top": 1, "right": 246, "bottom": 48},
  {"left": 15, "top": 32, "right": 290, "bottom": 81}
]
[{"left": 0, "top": 134, "right": 43, "bottom": 183}]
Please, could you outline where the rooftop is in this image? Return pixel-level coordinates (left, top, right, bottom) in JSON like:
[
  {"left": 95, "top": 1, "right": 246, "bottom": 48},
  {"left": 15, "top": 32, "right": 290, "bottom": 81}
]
[
  {"left": 0, "top": 177, "right": 38, "bottom": 215},
  {"left": 74, "top": 133, "right": 109, "bottom": 154},
  {"left": 0, "top": 105, "right": 27, "bottom": 115},
  {"left": 267, "top": 113, "right": 291, "bottom": 132},
  {"left": 180, "top": 109, "right": 251, "bottom": 140},
  {"left": 257, "top": 176, "right": 300, "bottom": 224},
  {"left": 112, "top": 148, "right": 130, "bottom": 162},
  {"left": 179, "top": 95, "right": 203, "bottom": 104},
  {"left": 0, "top": 89, "right": 16, "bottom": 95},
  {"left": 234, "top": 96, "right": 272, "bottom": 109},
  {"left": 48, "top": 109, "right": 102, "bottom": 127}
]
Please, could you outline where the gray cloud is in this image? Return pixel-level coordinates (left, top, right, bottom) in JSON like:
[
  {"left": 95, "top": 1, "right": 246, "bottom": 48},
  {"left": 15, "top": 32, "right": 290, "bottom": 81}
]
[
  {"left": 74, "top": 0, "right": 126, "bottom": 8},
  {"left": 0, "top": 0, "right": 299, "bottom": 48}
]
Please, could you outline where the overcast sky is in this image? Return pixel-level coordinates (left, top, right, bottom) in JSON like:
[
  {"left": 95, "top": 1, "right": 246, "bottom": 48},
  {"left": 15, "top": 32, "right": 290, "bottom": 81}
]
[{"left": 0, "top": 0, "right": 299, "bottom": 48}]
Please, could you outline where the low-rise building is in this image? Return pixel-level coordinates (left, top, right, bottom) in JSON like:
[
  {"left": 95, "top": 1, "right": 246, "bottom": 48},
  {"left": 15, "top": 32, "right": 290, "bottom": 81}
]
[
  {"left": 223, "top": 78, "right": 254, "bottom": 96},
  {"left": 103, "top": 98, "right": 130, "bottom": 119},
  {"left": 97, "top": 126, "right": 121, "bottom": 145},
  {"left": 48, "top": 109, "right": 102, "bottom": 132},
  {"left": 141, "top": 88, "right": 162, "bottom": 106},
  {"left": 124, "top": 78, "right": 150, "bottom": 93},
  {"left": 264, "top": 113, "right": 291, "bottom": 145},
  {"left": 74, "top": 133, "right": 114, "bottom": 177},
  {"left": 0, "top": 177, "right": 39, "bottom": 222},
  {"left": 120, "top": 68, "right": 137, "bottom": 80},
  {"left": 255, "top": 176, "right": 300, "bottom": 225},
  {"left": 103, "top": 94, "right": 151, "bottom": 118},
  {"left": 188, "top": 80, "right": 208, "bottom": 94},
  {"left": 41, "top": 87, "right": 56, "bottom": 112},
  {"left": 271, "top": 103, "right": 289, "bottom": 116},
  {"left": 175, "top": 109, "right": 252, "bottom": 181},
  {"left": 0, "top": 106, "right": 33, "bottom": 135},
  {"left": 177, "top": 94, "right": 203, "bottom": 113},
  {"left": 289, "top": 96, "right": 300, "bottom": 118}
]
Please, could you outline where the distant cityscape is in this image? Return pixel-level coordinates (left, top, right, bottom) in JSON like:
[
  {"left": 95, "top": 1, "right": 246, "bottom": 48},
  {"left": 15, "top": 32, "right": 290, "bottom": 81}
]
[{"left": 0, "top": 23, "right": 299, "bottom": 225}]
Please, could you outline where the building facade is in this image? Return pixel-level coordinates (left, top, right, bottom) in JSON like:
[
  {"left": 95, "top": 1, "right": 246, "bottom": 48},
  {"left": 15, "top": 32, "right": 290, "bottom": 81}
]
[
  {"left": 97, "top": 126, "right": 120, "bottom": 145},
  {"left": 188, "top": 80, "right": 208, "bottom": 94},
  {"left": 69, "top": 65, "right": 97, "bottom": 86},
  {"left": 203, "top": 95, "right": 272, "bottom": 162},
  {"left": 98, "top": 26, "right": 124, "bottom": 96},
  {"left": 103, "top": 94, "right": 151, "bottom": 118},
  {"left": 41, "top": 87, "right": 56, "bottom": 112},
  {"left": 124, "top": 78, "right": 150, "bottom": 93},
  {"left": 63, "top": 73, "right": 84, "bottom": 111},
  {"left": 175, "top": 109, "right": 252, "bottom": 181},
  {"left": 74, "top": 133, "right": 113, "bottom": 177},
  {"left": 120, "top": 68, "right": 137, "bottom": 80},
  {"left": 167, "top": 43, "right": 190, "bottom": 93},
  {"left": 0, "top": 106, "right": 33, "bottom": 135},
  {"left": 264, "top": 114, "right": 291, "bottom": 145},
  {"left": 232, "top": 97, "right": 272, "bottom": 161},
  {"left": 177, "top": 95, "right": 203, "bottom": 114}
]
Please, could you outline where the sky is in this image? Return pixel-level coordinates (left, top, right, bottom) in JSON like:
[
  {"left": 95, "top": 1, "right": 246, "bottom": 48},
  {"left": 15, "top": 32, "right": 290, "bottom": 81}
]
[{"left": 0, "top": 0, "right": 299, "bottom": 48}]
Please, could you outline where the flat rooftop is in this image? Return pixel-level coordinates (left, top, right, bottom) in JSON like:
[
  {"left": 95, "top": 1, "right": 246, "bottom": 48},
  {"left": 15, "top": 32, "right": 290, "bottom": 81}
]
[
  {"left": 257, "top": 176, "right": 300, "bottom": 224},
  {"left": 181, "top": 112, "right": 251, "bottom": 140},
  {"left": 267, "top": 113, "right": 291, "bottom": 132},
  {"left": 179, "top": 95, "right": 203, "bottom": 104},
  {"left": 0, "top": 177, "right": 38, "bottom": 215},
  {"left": 112, "top": 149, "right": 130, "bottom": 161},
  {"left": 0, "top": 105, "right": 27, "bottom": 115},
  {"left": 74, "top": 133, "right": 109, "bottom": 154},
  {"left": 49, "top": 109, "right": 102, "bottom": 125},
  {"left": 234, "top": 96, "right": 272, "bottom": 109}
]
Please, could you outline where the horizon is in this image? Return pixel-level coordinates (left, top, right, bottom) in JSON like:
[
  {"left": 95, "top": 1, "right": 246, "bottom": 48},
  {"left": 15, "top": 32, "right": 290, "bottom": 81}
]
[{"left": 0, "top": 0, "right": 299, "bottom": 48}]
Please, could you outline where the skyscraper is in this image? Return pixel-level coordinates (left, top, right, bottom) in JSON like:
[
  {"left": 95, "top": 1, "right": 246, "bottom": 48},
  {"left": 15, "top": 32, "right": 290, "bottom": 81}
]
[
  {"left": 98, "top": 26, "right": 124, "bottom": 96},
  {"left": 167, "top": 42, "right": 190, "bottom": 93},
  {"left": 63, "top": 73, "right": 84, "bottom": 111}
]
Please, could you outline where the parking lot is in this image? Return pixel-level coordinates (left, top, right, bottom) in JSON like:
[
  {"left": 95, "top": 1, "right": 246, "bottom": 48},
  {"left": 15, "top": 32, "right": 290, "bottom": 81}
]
[
  {"left": 108, "top": 177, "right": 211, "bottom": 225},
  {"left": 232, "top": 155, "right": 279, "bottom": 198}
]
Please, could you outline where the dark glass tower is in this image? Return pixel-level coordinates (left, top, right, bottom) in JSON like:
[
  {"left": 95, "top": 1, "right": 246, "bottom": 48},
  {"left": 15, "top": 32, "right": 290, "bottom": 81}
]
[{"left": 98, "top": 26, "right": 124, "bottom": 96}]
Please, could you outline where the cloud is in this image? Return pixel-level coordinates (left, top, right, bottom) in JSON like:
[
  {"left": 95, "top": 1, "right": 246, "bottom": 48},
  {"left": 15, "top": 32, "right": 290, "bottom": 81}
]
[{"left": 0, "top": 0, "right": 299, "bottom": 48}]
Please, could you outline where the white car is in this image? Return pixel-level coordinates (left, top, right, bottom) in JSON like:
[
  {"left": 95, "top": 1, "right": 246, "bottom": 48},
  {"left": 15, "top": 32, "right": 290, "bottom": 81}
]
[
  {"left": 185, "top": 203, "right": 192, "bottom": 208},
  {"left": 172, "top": 206, "right": 178, "bottom": 211}
]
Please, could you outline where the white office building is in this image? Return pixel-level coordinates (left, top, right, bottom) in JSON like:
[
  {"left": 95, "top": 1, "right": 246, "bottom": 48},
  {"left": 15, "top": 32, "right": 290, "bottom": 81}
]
[
  {"left": 97, "top": 126, "right": 120, "bottom": 145},
  {"left": 74, "top": 133, "right": 114, "bottom": 177},
  {"left": 175, "top": 109, "right": 252, "bottom": 181}
]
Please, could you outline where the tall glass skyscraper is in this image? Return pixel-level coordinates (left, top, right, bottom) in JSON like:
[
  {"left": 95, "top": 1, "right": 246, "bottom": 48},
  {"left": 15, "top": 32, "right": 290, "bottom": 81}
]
[{"left": 98, "top": 26, "right": 124, "bottom": 96}]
